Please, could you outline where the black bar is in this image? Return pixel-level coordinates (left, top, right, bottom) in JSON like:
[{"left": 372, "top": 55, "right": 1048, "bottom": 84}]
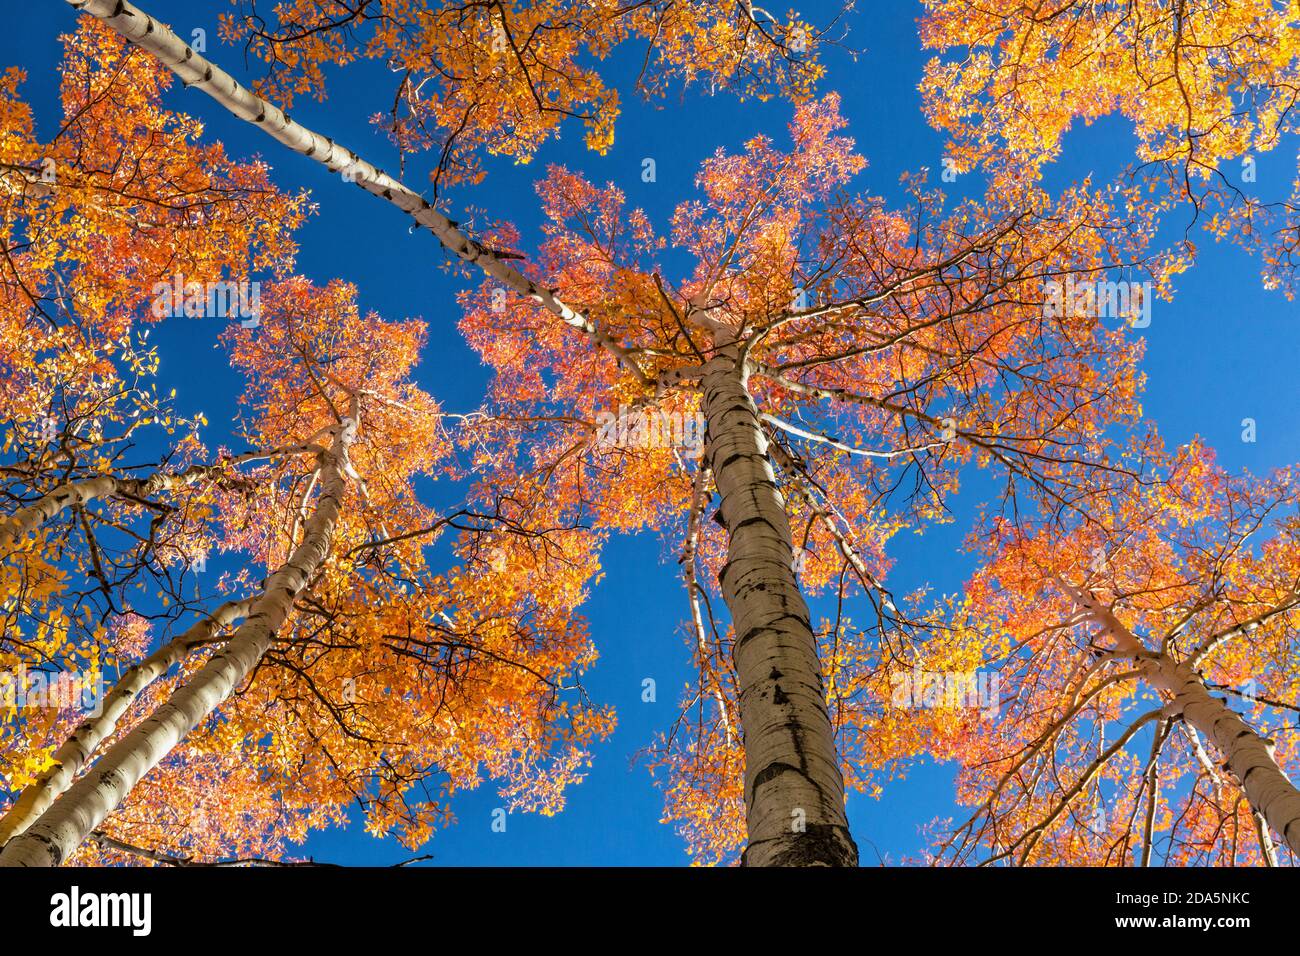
[{"left": 0, "top": 865, "right": 1285, "bottom": 943}]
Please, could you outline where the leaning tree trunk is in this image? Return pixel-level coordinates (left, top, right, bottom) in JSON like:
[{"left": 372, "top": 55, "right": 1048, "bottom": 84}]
[
  {"left": 0, "top": 597, "right": 252, "bottom": 847},
  {"left": 1140, "top": 651, "right": 1300, "bottom": 854},
  {"left": 0, "top": 411, "right": 358, "bottom": 867},
  {"left": 701, "top": 348, "right": 857, "bottom": 866},
  {"left": 1, "top": 441, "right": 316, "bottom": 557},
  {"left": 0, "top": 468, "right": 217, "bottom": 551},
  {"left": 1067, "top": 582, "right": 1300, "bottom": 856},
  {"left": 63, "top": 0, "right": 641, "bottom": 378},
  {"left": 0, "top": 475, "right": 122, "bottom": 551}
]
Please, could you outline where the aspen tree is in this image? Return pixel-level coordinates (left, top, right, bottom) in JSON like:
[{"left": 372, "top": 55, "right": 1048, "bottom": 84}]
[
  {"left": 0, "top": 400, "right": 359, "bottom": 866},
  {"left": 0, "top": 598, "right": 251, "bottom": 845}
]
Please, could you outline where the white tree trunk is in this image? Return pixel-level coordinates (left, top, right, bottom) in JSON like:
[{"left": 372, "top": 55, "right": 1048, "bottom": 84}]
[
  {"left": 1141, "top": 652, "right": 1300, "bottom": 854},
  {"left": 1067, "top": 583, "right": 1300, "bottom": 856},
  {"left": 63, "top": 0, "right": 643, "bottom": 379},
  {"left": 2, "top": 442, "right": 320, "bottom": 554},
  {"left": 701, "top": 351, "right": 856, "bottom": 866},
  {"left": 0, "top": 475, "right": 121, "bottom": 550},
  {"left": 0, "top": 412, "right": 357, "bottom": 867},
  {"left": 0, "top": 598, "right": 251, "bottom": 846}
]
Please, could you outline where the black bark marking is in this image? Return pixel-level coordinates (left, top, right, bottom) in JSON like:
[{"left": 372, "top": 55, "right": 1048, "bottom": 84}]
[
  {"left": 752, "top": 761, "right": 805, "bottom": 790},
  {"left": 741, "top": 824, "right": 858, "bottom": 868},
  {"left": 733, "top": 614, "right": 814, "bottom": 652}
]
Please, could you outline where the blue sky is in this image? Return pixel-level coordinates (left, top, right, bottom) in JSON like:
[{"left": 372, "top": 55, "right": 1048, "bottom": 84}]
[{"left": 6, "top": 1, "right": 1297, "bottom": 865}]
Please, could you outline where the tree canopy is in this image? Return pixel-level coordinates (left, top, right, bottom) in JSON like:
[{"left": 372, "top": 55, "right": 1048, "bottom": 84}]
[{"left": 0, "top": 0, "right": 1295, "bottom": 869}]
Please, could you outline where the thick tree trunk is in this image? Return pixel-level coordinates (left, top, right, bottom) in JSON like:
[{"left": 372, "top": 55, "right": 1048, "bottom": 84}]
[
  {"left": 700, "top": 350, "right": 857, "bottom": 866},
  {"left": 0, "top": 412, "right": 357, "bottom": 867},
  {"left": 0, "top": 597, "right": 251, "bottom": 846}
]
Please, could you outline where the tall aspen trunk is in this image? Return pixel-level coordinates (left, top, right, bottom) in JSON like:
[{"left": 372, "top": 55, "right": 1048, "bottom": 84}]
[
  {"left": 1138, "top": 651, "right": 1300, "bottom": 854},
  {"left": 701, "top": 350, "right": 857, "bottom": 866},
  {"left": 64, "top": 0, "right": 639, "bottom": 376},
  {"left": 0, "top": 412, "right": 357, "bottom": 867},
  {"left": 1068, "top": 583, "right": 1300, "bottom": 855},
  {"left": 0, "top": 598, "right": 252, "bottom": 846}
]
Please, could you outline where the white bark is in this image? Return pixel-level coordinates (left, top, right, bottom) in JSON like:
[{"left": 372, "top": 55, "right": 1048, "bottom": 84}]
[
  {"left": 1253, "top": 809, "right": 1280, "bottom": 867},
  {"left": 766, "top": 438, "right": 891, "bottom": 600},
  {"left": 0, "top": 162, "right": 55, "bottom": 201},
  {"left": 1144, "top": 652, "right": 1300, "bottom": 854},
  {"left": 701, "top": 350, "right": 856, "bottom": 866},
  {"left": 1067, "top": 583, "right": 1300, "bottom": 856},
  {"left": 1, "top": 442, "right": 323, "bottom": 554},
  {"left": 681, "top": 465, "right": 735, "bottom": 745},
  {"left": 65, "top": 0, "right": 859, "bottom": 865},
  {"left": 0, "top": 475, "right": 122, "bottom": 551},
  {"left": 63, "top": 0, "right": 645, "bottom": 381},
  {"left": 0, "top": 410, "right": 357, "bottom": 867},
  {"left": 0, "top": 597, "right": 251, "bottom": 846}
]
